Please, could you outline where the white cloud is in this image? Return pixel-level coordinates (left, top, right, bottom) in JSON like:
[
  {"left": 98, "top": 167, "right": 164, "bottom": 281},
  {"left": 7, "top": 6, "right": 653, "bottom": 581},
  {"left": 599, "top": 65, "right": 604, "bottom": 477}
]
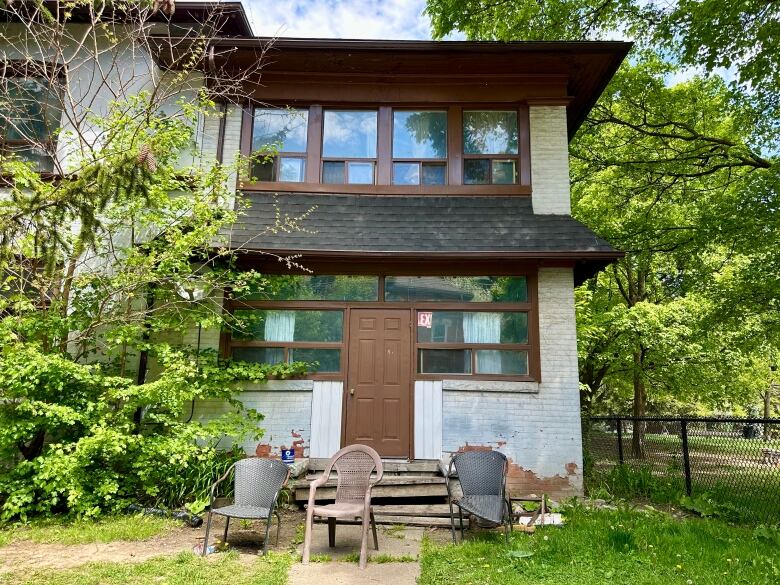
[{"left": 242, "top": 0, "right": 433, "bottom": 39}]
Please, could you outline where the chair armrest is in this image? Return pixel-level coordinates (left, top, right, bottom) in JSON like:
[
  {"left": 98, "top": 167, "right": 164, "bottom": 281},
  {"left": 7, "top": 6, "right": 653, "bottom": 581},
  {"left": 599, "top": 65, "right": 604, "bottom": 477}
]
[
  {"left": 209, "top": 463, "right": 237, "bottom": 507},
  {"left": 305, "top": 473, "right": 329, "bottom": 513}
]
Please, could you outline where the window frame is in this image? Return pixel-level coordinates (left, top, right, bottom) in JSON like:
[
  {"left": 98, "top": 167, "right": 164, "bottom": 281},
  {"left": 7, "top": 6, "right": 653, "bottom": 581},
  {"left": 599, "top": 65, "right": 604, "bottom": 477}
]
[
  {"left": 250, "top": 106, "right": 310, "bottom": 183},
  {"left": 320, "top": 108, "right": 379, "bottom": 185},
  {"left": 391, "top": 108, "right": 449, "bottom": 186},
  {"left": 223, "top": 273, "right": 540, "bottom": 382},
  {"left": 461, "top": 109, "right": 521, "bottom": 186},
  {"left": 0, "top": 60, "right": 65, "bottom": 175},
  {"left": 239, "top": 103, "right": 531, "bottom": 194}
]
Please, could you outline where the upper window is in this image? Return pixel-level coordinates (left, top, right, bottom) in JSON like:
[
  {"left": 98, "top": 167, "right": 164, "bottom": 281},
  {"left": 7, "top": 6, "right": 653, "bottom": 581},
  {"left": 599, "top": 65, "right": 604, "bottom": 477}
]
[
  {"left": 322, "top": 110, "right": 377, "bottom": 184},
  {"left": 0, "top": 69, "right": 62, "bottom": 173},
  {"left": 462, "top": 110, "right": 519, "bottom": 185},
  {"left": 392, "top": 110, "right": 447, "bottom": 185},
  {"left": 385, "top": 276, "right": 527, "bottom": 303},
  {"left": 251, "top": 107, "right": 309, "bottom": 182},
  {"left": 236, "top": 275, "right": 379, "bottom": 302}
]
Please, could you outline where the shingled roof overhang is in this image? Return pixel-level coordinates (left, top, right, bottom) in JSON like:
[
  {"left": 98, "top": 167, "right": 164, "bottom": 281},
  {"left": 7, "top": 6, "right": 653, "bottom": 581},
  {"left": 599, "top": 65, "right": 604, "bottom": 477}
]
[
  {"left": 151, "top": 37, "right": 631, "bottom": 139},
  {"left": 227, "top": 193, "right": 622, "bottom": 285}
]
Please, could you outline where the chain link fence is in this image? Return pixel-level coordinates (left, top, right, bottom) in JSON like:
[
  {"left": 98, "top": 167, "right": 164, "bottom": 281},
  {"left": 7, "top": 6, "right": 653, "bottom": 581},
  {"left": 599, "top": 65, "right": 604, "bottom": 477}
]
[{"left": 587, "top": 416, "right": 780, "bottom": 523}]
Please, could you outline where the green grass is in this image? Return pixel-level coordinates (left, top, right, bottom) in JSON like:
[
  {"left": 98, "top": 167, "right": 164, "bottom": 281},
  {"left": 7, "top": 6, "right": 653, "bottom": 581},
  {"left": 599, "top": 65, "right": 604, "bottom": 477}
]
[
  {"left": 0, "top": 514, "right": 177, "bottom": 547},
  {"left": 0, "top": 550, "right": 292, "bottom": 585},
  {"left": 419, "top": 505, "right": 780, "bottom": 585}
]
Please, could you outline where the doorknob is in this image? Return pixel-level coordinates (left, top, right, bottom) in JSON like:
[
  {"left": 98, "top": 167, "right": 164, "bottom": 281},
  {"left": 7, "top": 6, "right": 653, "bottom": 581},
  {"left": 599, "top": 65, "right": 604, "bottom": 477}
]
[{"left": 349, "top": 388, "right": 355, "bottom": 396}]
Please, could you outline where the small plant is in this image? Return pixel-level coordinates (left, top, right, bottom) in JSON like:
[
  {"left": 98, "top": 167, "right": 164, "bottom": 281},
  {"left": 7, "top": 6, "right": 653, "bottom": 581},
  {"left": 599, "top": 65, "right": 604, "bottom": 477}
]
[
  {"left": 308, "top": 553, "right": 332, "bottom": 563},
  {"left": 290, "top": 523, "right": 306, "bottom": 547},
  {"left": 239, "top": 519, "right": 253, "bottom": 530},
  {"left": 373, "top": 553, "right": 416, "bottom": 563},
  {"left": 383, "top": 523, "right": 407, "bottom": 539}
]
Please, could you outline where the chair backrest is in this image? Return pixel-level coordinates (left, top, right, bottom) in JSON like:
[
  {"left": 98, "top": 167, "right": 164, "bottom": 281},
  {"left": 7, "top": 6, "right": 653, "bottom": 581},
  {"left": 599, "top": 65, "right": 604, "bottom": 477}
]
[
  {"left": 233, "top": 457, "right": 290, "bottom": 509},
  {"left": 324, "top": 444, "right": 383, "bottom": 504},
  {"left": 452, "top": 450, "right": 507, "bottom": 497}
]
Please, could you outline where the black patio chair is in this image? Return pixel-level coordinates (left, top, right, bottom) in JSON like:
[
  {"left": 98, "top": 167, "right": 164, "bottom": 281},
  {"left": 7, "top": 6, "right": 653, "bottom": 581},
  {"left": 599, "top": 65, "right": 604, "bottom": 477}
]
[
  {"left": 202, "top": 457, "right": 290, "bottom": 556},
  {"left": 441, "top": 450, "right": 513, "bottom": 543}
]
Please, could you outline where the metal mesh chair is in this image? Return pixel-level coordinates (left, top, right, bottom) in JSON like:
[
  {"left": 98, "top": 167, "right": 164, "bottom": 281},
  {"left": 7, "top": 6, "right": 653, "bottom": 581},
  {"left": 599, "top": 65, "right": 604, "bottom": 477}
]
[
  {"left": 302, "top": 444, "right": 384, "bottom": 569},
  {"left": 441, "top": 450, "right": 512, "bottom": 543},
  {"left": 202, "top": 457, "right": 290, "bottom": 556}
]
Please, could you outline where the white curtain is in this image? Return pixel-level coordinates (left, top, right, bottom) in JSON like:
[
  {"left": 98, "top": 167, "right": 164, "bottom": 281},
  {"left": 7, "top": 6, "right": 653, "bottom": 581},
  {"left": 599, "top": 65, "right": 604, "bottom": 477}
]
[
  {"left": 463, "top": 312, "right": 502, "bottom": 373},
  {"left": 264, "top": 310, "right": 296, "bottom": 342}
]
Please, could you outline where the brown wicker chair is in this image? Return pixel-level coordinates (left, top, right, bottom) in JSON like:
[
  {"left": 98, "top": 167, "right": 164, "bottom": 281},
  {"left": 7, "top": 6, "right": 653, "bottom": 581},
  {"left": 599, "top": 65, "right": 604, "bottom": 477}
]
[{"left": 302, "top": 444, "right": 384, "bottom": 569}]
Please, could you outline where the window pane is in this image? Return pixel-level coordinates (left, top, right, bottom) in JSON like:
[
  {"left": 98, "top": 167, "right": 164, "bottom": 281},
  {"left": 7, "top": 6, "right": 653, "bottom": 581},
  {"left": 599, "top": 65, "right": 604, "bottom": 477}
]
[
  {"left": 4, "top": 78, "right": 61, "bottom": 141},
  {"left": 421, "top": 163, "right": 446, "bottom": 185},
  {"left": 492, "top": 159, "right": 516, "bottom": 184},
  {"left": 289, "top": 348, "right": 341, "bottom": 372},
  {"left": 417, "top": 311, "right": 528, "bottom": 344},
  {"left": 385, "top": 276, "right": 527, "bottom": 303},
  {"left": 11, "top": 145, "right": 54, "bottom": 173},
  {"left": 463, "top": 110, "right": 518, "bottom": 155},
  {"left": 418, "top": 349, "right": 471, "bottom": 374},
  {"left": 232, "top": 310, "right": 343, "bottom": 342},
  {"left": 279, "top": 157, "right": 305, "bottom": 182},
  {"left": 251, "top": 158, "right": 274, "bottom": 181},
  {"left": 252, "top": 108, "right": 308, "bottom": 153},
  {"left": 322, "top": 110, "right": 377, "bottom": 158},
  {"left": 475, "top": 350, "right": 528, "bottom": 375},
  {"left": 240, "top": 275, "right": 379, "bottom": 301},
  {"left": 463, "top": 159, "right": 490, "bottom": 185},
  {"left": 231, "top": 347, "right": 284, "bottom": 365},
  {"left": 393, "top": 162, "right": 420, "bottom": 185},
  {"left": 322, "top": 161, "right": 345, "bottom": 183},
  {"left": 392, "top": 111, "right": 447, "bottom": 159},
  {"left": 347, "top": 161, "right": 374, "bottom": 184}
]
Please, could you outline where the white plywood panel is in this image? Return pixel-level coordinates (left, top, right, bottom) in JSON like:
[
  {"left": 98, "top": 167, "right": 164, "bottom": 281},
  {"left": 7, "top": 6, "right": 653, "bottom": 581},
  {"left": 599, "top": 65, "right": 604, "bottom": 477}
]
[
  {"left": 310, "top": 381, "right": 344, "bottom": 458},
  {"left": 414, "top": 380, "right": 443, "bottom": 460}
]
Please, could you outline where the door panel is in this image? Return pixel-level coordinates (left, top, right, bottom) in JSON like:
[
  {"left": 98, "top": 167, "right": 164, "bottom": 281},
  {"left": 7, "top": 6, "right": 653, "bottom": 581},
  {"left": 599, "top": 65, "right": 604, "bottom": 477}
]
[{"left": 345, "top": 309, "right": 412, "bottom": 457}]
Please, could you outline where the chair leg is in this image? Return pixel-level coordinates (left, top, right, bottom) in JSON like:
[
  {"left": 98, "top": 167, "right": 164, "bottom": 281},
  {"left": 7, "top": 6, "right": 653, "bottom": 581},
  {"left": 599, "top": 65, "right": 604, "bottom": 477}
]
[
  {"left": 370, "top": 510, "right": 379, "bottom": 550},
  {"left": 262, "top": 514, "right": 273, "bottom": 556},
  {"left": 328, "top": 517, "right": 336, "bottom": 548},
  {"left": 359, "top": 512, "right": 370, "bottom": 569},
  {"left": 223, "top": 516, "right": 230, "bottom": 545},
  {"left": 201, "top": 512, "right": 213, "bottom": 557},
  {"left": 447, "top": 498, "right": 457, "bottom": 543},
  {"left": 275, "top": 510, "right": 282, "bottom": 545},
  {"left": 302, "top": 506, "right": 314, "bottom": 564}
]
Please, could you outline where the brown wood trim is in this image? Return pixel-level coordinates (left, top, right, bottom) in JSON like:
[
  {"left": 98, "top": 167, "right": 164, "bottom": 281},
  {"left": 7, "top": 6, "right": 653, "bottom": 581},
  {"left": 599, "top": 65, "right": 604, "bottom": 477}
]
[
  {"left": 305, "top": 105, "right": 323, "bottom": 183},
  {"left": 525, "top": 97, "right": 575, "bottom": 106},
  {"left": 448, "top": 106, "right": 463, "bottom": 186},
  {"left": 224, "top": 273, "right": 542, "bottom": 384},
  {"left": 519, "top": 103, "right": 532, "bottom": 186},
  {"left": 377, "top": 106, "right": 392, "bottom": 185},
  {"left": 233, "top": 249, "right": 619, "bottom": 261},
  {"left": 240, "top": 182, "right": 532, "bottom": 195}
]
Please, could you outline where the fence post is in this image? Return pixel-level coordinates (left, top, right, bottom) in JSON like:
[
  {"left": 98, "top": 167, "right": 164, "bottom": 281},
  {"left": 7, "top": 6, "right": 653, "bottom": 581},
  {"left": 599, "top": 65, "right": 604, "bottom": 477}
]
[
  {"left": 616, "top": 417, "right": 625, "bottom": 465},
  {"left": 680, "top": 419, "right": 692, "bottom": 496}
]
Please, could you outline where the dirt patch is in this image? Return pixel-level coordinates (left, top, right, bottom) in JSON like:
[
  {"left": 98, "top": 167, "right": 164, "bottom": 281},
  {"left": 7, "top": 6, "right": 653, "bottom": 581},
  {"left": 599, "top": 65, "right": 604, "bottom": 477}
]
[{"left": 0, "top": 509, "right": 306, "bottom": 574}]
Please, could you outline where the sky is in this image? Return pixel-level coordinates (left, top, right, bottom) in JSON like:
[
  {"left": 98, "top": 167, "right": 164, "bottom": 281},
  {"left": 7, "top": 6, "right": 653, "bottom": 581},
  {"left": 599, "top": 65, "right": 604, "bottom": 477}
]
[{"left": 242, "top": 0, "right": 435, "bottom": 39}]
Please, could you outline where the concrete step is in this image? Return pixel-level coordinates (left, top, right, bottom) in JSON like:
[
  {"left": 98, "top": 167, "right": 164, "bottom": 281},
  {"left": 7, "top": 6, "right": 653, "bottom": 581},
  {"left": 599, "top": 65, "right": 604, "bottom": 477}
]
[
  {"left": 291, "top": 475, "right": 451, "bottom": 501},
  {"left": 307, "top": 458, "right": 441, "bottom": 475}
]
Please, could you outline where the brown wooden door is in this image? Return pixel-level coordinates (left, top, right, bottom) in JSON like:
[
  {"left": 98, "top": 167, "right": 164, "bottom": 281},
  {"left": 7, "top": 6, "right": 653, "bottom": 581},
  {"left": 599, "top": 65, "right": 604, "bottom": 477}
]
[{"left": 345, "top": 309, "right": 412, "bottom": 457}]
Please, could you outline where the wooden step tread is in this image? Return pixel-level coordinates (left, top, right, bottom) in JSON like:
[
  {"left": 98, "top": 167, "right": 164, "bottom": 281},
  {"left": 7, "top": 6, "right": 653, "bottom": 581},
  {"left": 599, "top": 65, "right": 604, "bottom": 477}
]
[
  {"left": 307, "top": 458, "right": 441, "bottom": 474},
  {"left": 372, "top": 504, "right": 453, "bottom": 517},
  {"left": 291, "top": 475, "right": 446, "bottom": 488},
  {"left": 315, "top": 515, "right": 464, "bottom": 528}
]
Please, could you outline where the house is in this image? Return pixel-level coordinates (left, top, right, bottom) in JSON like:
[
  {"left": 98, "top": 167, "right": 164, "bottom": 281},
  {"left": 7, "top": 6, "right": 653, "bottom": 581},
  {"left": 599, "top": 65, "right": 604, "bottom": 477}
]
[{"left": 2, "top": 1, "right": 628, "bottom": 500}]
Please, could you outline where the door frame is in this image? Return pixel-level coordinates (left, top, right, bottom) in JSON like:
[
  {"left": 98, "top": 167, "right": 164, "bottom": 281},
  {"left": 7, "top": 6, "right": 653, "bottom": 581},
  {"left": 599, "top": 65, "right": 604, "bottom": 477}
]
[{"left": 341, "top": 307, "right": 415, "bottom": 460}]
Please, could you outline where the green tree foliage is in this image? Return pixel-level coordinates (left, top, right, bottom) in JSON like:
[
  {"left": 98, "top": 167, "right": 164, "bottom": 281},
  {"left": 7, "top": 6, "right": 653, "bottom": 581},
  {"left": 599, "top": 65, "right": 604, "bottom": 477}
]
[
  {"left": 425, "top": 1, "right": 780, "bottom": 440},
  {"left": 0, "top": 3, "right": 310, "bottom": 519}
]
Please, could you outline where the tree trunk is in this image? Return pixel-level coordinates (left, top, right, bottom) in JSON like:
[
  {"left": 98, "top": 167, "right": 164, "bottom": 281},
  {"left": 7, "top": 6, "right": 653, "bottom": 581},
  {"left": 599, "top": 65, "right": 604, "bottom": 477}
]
[
  {"left": 18, "top": 430, "right": 46, "bottom": 460},
  {"left": 764, "top": 388, "right": 772, "bottom": 442},
  {"left": 631, "top": 347, "right": 646, "bottom": 458}
]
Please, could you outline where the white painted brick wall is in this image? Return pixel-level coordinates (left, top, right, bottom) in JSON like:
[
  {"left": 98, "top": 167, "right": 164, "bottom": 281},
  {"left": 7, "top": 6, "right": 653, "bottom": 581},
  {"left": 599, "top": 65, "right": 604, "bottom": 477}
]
[
  {"left": 442, "top": 267, "right": 583, "bottom": 497},
  {"left": 529, "top": 106, "right": 571, "bottom": 215},
  {"left": 195, "top": 386, "right": 312, "bottom": 457}
]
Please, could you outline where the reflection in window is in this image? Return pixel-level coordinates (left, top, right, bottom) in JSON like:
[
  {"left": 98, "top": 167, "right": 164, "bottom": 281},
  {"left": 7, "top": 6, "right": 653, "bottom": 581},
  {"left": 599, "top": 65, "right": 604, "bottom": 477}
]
[
  {"left": 462, "top": 110, "right": 519, "bottom": 185},
  {"left": 416, "top": 312, "right": 528, "bottom": 345},
  {"left": 418, "top": 349, "right": 472, "bottom": 374},
  {"left": 475, "top": 349, "right": 528, "bottom": 375},
  {"left": 322, "top": 110, "right": 377, "bottom": 184},
  {"left": 1, "top": 75, "right": 62, "bottom": 172},
  {"left": 289, "top": 348, "right": 341, "bottom": 372},
  {"left": 385, "top": 276, "right": 527, "bottom": 303},
  {"left": 232, "top": 310, "right": 343, "bottom": 342},
  {"left": 232, "top": 347, "right": 284, "bottom": 365},
  {"left": 239, "top": 275, "right": 379, "bottom": 302},
  {"left": 322, "top": 110, "right": 377, "bottom": 158},
  {"left": 251, "top": 108, "right": 308, "bottom": 182},
  {"left": 392, "top": 110, "right": 447, "bottom": 185},
  {"left": 463, "top": 110, "right": 518, "bottom": 154}
]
